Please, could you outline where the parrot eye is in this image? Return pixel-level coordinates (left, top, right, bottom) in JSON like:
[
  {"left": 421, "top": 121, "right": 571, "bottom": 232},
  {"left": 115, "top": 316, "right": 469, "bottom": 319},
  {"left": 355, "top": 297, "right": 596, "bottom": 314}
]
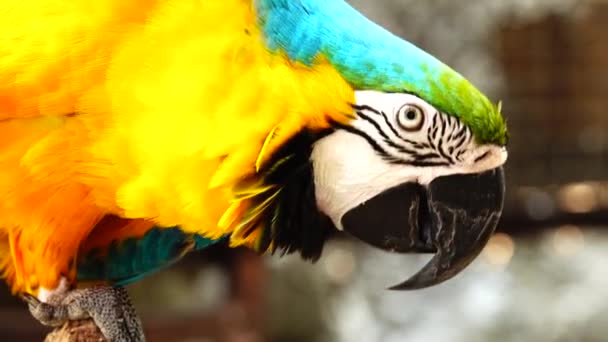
[{"left": 396, "top": 104, "right": 425, "bottom": 131}]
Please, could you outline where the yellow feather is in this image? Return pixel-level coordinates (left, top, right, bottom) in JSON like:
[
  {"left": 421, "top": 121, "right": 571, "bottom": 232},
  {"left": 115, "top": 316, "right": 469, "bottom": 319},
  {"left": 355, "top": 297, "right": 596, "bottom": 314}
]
[
  {"left": 217, "top": 202, "right": 246, "bottom": 233},
  {"left": 256, "top": 125, "right": 280, "bottom": 172},
  {"left": 0, "top": 0, "right": 354, "bottom": 292}
]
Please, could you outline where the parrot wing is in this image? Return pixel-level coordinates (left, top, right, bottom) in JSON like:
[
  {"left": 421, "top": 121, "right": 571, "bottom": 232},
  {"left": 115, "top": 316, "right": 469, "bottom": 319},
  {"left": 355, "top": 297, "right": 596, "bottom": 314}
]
[{"left": 78, "top": 227, "right": 222, "bottom": 285}]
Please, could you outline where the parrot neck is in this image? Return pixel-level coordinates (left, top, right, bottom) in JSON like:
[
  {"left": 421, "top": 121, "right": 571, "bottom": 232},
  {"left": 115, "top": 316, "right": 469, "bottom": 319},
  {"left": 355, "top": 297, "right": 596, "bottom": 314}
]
[{"left": 229, "top": 130, "right": 336, "bottom": 261}]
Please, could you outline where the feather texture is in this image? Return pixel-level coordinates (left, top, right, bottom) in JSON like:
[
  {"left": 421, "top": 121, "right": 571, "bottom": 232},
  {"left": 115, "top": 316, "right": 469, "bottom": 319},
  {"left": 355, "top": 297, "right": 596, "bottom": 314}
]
[
  {"left": 257, "top": 0, "right": 507, "bottom": 145},
  {"left": 78, "top": 226, "right": 222, "bottom": 285},
  {"left": 0, "top": 0, "right": 504, "bottom": 294},
  {"left": 0, "top": 0, "right": 354, "bottom": 293}
]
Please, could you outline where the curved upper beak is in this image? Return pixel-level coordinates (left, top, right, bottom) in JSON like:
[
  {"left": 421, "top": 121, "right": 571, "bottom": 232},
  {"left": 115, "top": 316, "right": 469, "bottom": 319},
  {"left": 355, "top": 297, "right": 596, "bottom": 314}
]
[{"left": 341, "top": 167, "right": 505, "bottom": 290}]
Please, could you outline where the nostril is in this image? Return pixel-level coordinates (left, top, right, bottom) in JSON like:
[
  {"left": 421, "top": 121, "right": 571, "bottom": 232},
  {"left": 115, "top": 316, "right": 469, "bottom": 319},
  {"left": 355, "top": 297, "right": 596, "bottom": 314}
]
[{"left": 474, "top": 151, "right": 490, "bottom": 163}]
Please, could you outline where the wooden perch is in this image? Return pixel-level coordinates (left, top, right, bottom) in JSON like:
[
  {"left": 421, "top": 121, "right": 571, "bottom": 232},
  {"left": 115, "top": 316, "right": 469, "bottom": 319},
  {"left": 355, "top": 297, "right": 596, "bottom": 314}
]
[{"left": 45, "top": 319, "right": 106, "bottom": 342}]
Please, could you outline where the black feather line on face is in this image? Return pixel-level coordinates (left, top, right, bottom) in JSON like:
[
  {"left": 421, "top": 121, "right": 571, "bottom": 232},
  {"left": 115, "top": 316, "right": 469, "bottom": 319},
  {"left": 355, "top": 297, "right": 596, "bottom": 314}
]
[{"left": 238, "top": 129, "right": 336, "bottom": 262}]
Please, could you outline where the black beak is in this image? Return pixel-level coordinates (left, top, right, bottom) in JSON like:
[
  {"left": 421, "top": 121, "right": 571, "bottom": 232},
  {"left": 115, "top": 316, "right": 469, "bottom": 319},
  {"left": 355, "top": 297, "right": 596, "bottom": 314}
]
[{"left": 341, "top": 167, "right": 505, "bottom": 290}]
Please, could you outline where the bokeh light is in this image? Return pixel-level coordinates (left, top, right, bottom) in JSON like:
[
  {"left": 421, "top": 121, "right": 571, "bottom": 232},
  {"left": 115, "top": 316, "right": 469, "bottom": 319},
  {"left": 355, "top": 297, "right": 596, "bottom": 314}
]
[
  {"left": 322, "top": 244, "right": 357, "bottom": 285},
  {"left": 552, "top": 225, "right": 585, "bottom": 257},
  {"left": 558, "top": 183, "right": 598, "bottom": 214},
  {"left": 482, "top": 233, "right": 516, "bottom": 268}
]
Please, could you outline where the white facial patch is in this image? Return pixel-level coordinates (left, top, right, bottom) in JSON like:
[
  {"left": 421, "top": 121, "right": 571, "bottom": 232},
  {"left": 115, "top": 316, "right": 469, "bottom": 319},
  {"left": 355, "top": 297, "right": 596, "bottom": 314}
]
[{"left": 311, "top": 91, "right": 507, "bottom": 230}]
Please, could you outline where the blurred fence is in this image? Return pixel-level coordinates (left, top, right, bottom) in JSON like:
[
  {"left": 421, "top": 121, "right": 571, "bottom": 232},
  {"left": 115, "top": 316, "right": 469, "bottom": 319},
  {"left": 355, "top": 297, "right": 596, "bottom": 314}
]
[{"left": 498, "top": 1, "right": 608, "bottom": 234}]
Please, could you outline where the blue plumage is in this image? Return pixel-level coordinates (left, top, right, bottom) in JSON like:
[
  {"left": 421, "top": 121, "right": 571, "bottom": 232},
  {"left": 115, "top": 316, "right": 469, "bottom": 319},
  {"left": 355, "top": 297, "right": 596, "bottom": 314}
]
[
  {"left": 77, "top": 228, "right": 224, "bottom": 285},
  {"left": 256, "top": 0, "right": 449, "bottom": 94}
]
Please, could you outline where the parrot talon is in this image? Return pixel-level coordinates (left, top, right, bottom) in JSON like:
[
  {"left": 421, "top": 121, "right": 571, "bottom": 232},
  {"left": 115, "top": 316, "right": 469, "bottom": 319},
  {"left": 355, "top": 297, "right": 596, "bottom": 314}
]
[
  {"left": 22, "top": 293, "right": 76, "bottom": 327},
  {"left": 23, "top": 286, "right": 145, "bottom": 342}
]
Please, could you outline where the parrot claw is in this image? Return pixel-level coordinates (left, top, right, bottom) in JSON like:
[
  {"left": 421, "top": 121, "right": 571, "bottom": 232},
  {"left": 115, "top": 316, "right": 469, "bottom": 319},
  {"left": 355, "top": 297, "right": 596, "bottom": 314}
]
[{"left": 22, "top": 286, "right": 145, "bottom": 342}]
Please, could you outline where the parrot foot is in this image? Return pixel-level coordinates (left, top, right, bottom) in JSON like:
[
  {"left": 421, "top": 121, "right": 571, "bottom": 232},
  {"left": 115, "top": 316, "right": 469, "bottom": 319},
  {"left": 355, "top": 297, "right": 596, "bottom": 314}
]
[{"left": 22, "top": 285, "right": 145, "bottom": 342}]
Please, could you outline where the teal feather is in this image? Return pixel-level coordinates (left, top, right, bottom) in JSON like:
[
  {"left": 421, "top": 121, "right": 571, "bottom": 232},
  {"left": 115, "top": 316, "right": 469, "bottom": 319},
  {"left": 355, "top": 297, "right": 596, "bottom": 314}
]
[{"left": 77, "top": 228, "right": 225, "bottom": 285}]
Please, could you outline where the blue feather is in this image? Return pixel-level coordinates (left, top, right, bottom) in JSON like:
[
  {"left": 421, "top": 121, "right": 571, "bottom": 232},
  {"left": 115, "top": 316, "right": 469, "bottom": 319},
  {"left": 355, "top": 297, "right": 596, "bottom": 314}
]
[
  {"left": 256, "top": 0, "right": 448, "bottom": 94},
  {"left": 77, "top": 228, "right": 225, "bottom": 285}
]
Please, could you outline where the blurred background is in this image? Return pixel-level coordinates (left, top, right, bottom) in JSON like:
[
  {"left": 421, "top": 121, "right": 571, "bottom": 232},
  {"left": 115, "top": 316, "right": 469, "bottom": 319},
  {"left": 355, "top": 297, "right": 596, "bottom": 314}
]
[{"left": 2, "top": 0, "right": 608, "bottom": 341}]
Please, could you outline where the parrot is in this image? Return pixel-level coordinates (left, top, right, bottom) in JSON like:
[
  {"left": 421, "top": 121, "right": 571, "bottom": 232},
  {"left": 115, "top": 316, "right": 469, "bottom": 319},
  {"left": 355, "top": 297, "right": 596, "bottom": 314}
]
[{"left": 0, "top": 0, "right": 508, "bottom": 340}]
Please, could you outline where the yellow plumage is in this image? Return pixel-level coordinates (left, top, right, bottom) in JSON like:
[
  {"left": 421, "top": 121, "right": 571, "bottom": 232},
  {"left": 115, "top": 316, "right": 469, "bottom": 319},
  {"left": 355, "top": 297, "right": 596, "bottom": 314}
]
[{"left": 0, "top": 0, "right": 354, "bottom": 294}]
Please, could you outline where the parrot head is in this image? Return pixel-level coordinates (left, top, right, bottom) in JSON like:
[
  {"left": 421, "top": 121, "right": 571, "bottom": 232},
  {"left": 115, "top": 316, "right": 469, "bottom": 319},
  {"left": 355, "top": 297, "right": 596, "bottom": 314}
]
[
  {"left": 226, "top": 0, "right": 508, "bottom": 290},
  {"left": 312, "top": 91, "right": 506, "bottom": 290}
]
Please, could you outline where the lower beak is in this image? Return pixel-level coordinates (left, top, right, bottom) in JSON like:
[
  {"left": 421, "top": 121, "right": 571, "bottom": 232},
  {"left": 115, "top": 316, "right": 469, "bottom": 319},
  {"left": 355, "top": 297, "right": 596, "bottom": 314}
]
[{"left": 341, "top": 167, "right": 505, "bottom": 290}]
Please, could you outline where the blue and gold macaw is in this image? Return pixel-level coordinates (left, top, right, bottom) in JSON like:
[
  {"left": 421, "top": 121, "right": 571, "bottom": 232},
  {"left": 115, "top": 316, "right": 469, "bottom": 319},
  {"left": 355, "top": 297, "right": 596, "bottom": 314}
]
[{"left": 0, "top": 0, "right": 507, "bottom": 340}]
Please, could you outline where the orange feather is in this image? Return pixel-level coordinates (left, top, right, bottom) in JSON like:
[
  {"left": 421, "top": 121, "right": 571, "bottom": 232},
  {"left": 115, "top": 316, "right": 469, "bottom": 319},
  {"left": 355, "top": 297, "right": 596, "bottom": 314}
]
[{"left": 0, "top": 0, "right": 354, "bottom": 294}]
